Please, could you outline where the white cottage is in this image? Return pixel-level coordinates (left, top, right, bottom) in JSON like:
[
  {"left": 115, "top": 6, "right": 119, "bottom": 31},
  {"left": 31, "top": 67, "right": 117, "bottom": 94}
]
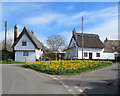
[
  {"left": 66, "top": 28, "right": 115, "bottom": 60},
  {"left": 12, "top": 25, "right": 44, "bottom": 62}
]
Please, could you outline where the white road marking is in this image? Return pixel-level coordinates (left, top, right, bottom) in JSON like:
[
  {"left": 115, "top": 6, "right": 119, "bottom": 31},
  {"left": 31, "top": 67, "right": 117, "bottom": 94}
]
[
  {"left": 49, "top": 75, "right": 75, "bottom": 95},
  {"left": 68, "top": 89, "right": 73, "bottom": 92},
  {"left": 49, "top": 75, "right": 87, "bottom": 96},
  {"left": 74, "top": 86, "right": 78, "bottom": 89},
  {"left": 78, "top": 89, "right": 83, "bottom": 92},
  {"left": 64, "top": 85, "right": 68, "bottom": 88},
  {"left": 53, "top": 77, "right": 58, "bottom": 80}
]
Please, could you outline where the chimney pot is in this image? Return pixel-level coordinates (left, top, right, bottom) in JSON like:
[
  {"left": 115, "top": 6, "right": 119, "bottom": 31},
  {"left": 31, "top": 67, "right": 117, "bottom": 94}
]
[
  {"left": 31, "top": 30, "right": 34, "bottom": 34},
  {"left": 73, "top": 28, "right": 76, "bottom": 36}
]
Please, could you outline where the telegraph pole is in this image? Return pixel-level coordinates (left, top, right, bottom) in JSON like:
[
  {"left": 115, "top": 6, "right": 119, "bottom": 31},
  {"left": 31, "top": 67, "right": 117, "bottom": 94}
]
[
  {"left": 82, "top": 16, "right": 84, "bottom": 60},
  {"left": 5, "top": 21, "right": 7, "bottom": 50}
]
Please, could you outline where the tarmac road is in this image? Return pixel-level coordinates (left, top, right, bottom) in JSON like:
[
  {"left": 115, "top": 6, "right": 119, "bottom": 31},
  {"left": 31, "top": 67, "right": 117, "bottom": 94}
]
[
  {"left": 54, "top": 62, "right": 119, "bottom": 95},
  {"left": 2, "top": 63, "right": 119, "bottom": 95},
  {"left": 2, "top": 64, "right": 69, "bottom": 94}
]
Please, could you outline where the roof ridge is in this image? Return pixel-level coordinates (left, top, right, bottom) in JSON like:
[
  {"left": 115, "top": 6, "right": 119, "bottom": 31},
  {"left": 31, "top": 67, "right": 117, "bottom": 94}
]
[{"left": 12, "top": 27, "right": 45, "bottom": 50}]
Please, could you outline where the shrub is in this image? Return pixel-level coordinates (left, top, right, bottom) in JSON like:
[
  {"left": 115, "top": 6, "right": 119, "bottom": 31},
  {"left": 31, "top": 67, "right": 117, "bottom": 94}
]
[{"left": 7, "top": 59, "right": 13, "bottom": 62}]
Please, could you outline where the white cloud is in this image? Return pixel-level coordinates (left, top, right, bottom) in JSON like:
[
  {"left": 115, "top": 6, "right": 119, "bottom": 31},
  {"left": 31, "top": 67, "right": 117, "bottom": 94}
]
[
  {"left": 66, "top": 6, "right": 74, "bottom": 10},
  {"left": 57, "top": 6, "right": 118, "bottom": 42},
  {"left": 23, "top": 12, "right": 61, "bottom": 25},
  {"left": 86, "top": 17, "right": 118, "bottom": 41},
  {"left": 22, "top": 5, "right": 118, "bottom": 28}
]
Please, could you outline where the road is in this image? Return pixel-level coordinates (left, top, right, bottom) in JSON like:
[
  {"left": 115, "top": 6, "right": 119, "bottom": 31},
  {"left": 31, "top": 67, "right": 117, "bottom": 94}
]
[
  {"left": 2, "top": 63, "right": 119, "bottom": 95},
  {"left": 2, "top": 64, "right": 69, "bottom": 94}
]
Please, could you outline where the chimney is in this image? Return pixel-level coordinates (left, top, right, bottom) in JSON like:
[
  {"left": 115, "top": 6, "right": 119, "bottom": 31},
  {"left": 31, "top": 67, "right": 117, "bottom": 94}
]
[
  {"left": 105, "top": 37, "right": 108, "bottom": 42},
  {"left": 14, "top": 25, "right": 17, "bottom": 42},
  {"left": 31, "top": 30, "right": 34, "bottom": 34},
  {"left": 73, "top": 28, "right": 76, "bottom": 36}
]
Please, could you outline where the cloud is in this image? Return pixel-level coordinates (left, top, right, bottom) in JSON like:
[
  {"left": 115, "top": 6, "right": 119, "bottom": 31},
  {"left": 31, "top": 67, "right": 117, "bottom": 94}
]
[
  {"left": 82, "top": 6, "right": 118, "bottom": 41},
  {"left": 23, "top": 12, "right": 61, "bottom": 25},
  {"left": 66, "top": 6, "right": 74, "bottom": 10},
  {"left": 72, "top": 6, "right": 118, "bottom": 24},
  {"left": 86, "top": 17, "right": 118, "bottom": 41},
  {"left": 56, "top": 6, "right": 118, "bottom": 43},
  {"left": 22, "top": 5, "right": 118, "bottom": 29}
]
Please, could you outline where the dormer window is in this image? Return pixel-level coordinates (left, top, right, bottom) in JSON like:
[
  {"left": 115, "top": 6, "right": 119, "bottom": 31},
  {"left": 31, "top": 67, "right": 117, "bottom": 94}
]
[{"left": 22, "top": 41, "right": 27, "bottom": 46}]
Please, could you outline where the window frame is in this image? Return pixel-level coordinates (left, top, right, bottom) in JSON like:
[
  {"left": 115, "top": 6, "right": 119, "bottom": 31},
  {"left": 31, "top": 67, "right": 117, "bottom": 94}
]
[
  {"left": 22, "top": 41, "right": 27, "bottom": 46},
  {"left": 84, "top": 52, "right": 88, "bottom": 57},
  {"left": 96, "top": 53, "right": 100, "bottom": 57},
  {"left": 23, "top": 51, "right": 29, "bottom": 56}
]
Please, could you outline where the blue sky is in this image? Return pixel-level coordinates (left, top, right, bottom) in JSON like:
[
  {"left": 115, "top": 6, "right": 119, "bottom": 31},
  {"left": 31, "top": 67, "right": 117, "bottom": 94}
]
[{"left": 1, "top": 2, "right": 118, "bottom": 46}]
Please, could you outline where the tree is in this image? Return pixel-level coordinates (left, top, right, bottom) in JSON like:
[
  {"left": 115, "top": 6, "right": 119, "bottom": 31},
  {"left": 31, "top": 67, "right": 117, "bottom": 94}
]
[
  {"left": 46, "top": 34, "right": 66, "bottom": 51},
  {"left": 0, "top": 38, "right": 13, "bottom": 52},
  {"left": 0, "top": 38, "right": 13, "bottom": 60}
]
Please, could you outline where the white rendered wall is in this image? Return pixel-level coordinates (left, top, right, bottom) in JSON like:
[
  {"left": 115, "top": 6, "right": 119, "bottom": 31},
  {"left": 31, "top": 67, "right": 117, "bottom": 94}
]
[
  {"left": 66, "top": 48, "right": 75, "bottom": 59},
  {"left": 66, "top": 37, "right": 78, "bottom": 59},
  {"left": 35, "top": 49, "right": 43, "bottom": 59},
  {"left": 78, "top": 48, "right": 115, "bottom": 60},
  {"left": 14, "top": 34, "right": 35, "bottom": 50},
  {"left": 15, "top": 51, "right": 36, "bottom": 62},
  {"left": 67, "top": 37, "right": 115, "bottom": 60}
]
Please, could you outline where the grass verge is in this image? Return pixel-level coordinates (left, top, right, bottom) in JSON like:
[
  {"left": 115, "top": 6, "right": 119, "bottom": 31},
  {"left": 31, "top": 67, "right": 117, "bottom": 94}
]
[{"left": 0, "top": 61, "right": 24, "bottom": 64}]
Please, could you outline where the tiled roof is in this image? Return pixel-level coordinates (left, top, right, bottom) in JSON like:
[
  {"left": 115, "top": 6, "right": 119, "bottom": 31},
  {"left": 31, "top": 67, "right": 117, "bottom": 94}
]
[{"left": 104, "top": 38, "right": 120, "bottom": 53}]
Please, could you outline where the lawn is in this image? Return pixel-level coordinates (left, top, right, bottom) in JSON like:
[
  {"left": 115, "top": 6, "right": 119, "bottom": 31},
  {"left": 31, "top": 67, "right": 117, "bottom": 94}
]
[
  {"left": 23, "top": 60, "right": 112, "bottom": 75},
  {"left": 0, "top": 60, "right": 24, "bottom": 64}
]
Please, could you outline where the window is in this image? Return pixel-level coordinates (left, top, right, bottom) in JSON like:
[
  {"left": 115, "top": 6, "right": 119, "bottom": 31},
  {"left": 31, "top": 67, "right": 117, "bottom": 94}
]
[
  {"left": 84, "top": 52, "right": 88, "bottom": 57},
  {"left": 96, "top": 53, "right": 100, "bottom": 57},
  {"left": 23, "top": 51, "right": 29, "bottom": 56},
  {"left": 22, "top": 41, "right": 27, "bottom": 46}
]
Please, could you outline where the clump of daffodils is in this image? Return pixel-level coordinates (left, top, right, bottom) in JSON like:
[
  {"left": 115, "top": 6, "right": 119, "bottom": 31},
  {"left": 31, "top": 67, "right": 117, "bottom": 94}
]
[{"left": 24, "top": 60, "right": 112, "bottom": 74}]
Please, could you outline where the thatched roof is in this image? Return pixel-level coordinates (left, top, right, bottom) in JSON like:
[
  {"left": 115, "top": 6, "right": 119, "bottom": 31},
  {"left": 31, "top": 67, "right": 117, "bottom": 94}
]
[
  {"left": 69, "top": 33, "right": 104, "bottom": 49},
  {"left": 12, "top": 27, "right": 45, "bottom": 50}
]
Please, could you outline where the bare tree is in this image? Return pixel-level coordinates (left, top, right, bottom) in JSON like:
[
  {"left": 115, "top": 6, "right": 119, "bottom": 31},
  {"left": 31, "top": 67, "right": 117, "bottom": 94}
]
[
  {"left": 0, "top": 38, "right": 13, "bottom": 52},
  {"left": 46, "top": 35, "right": 66, "bottom": 51}
]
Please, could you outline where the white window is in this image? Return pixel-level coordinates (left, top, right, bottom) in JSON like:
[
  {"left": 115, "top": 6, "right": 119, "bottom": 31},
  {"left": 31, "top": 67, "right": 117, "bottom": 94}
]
[
  {"left": 96, "top": 53, "right": 100, "bottom": 57},
  {"left": 22, "top": 41, "right": 27, "bottom": 46},
  {"left": 23, "top": 51, "right": 29, "bottom": 56},
  {"left": 84, "top": 52, "right": 88, "bottom": 57}
]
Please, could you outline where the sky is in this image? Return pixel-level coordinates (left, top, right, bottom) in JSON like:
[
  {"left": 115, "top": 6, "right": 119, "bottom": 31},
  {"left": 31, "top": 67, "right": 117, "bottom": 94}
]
[{"left": 1, "top": 2, "right": 119, "bottom": 47}]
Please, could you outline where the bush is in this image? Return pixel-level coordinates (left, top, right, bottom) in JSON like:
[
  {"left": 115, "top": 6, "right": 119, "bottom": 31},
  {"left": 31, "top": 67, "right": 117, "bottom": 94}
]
[
  {"left": 1, "top": 50, "right": 13, "bottom": 60},
  {"left": 7, "top": 59, "right": 13, "bottom": 62},
  {"left": 43, "top": 52, "right": 65, "bottom": 60}
]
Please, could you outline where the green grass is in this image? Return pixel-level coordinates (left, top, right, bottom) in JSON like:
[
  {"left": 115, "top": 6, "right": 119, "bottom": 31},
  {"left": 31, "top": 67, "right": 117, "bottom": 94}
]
[{"left": 0, "top": 61, "right": 25, "bottom": 64}]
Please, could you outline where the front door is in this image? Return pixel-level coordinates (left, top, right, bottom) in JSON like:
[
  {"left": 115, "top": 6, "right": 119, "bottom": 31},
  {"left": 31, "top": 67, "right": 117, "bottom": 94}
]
[{"left": 89, "top": 53, "right": 92, "bottom": 60}]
